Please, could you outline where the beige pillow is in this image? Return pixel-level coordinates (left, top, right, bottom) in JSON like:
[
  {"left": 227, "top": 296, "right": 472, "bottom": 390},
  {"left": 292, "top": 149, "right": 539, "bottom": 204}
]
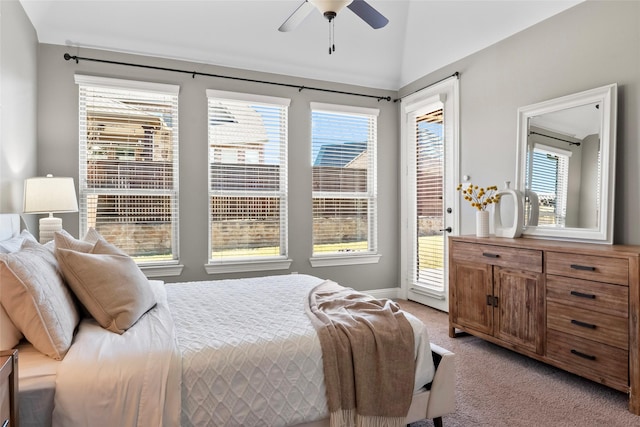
[
  {"left": 0, "top": 304, "right": 22, "bottom": 350},
  {"left": 54, "top": 228, "right": 101, "bottom": 252},
  {"left": 56, "top": 238, "right": 156, "bottom": 334},
  {"left": 0, "top": 240, "right": 79, "bottom": 359}
]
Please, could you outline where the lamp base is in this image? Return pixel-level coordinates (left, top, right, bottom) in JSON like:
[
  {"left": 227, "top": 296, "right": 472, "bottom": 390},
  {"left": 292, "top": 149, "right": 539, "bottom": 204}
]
[{"left": 39, "top": 216, "right": 62, "bottom": 244}]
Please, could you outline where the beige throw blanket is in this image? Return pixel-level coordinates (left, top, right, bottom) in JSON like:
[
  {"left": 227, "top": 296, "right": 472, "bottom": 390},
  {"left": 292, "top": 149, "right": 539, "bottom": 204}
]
[{"left": 306, "top": 280, "right": 416, "bottom": 427}]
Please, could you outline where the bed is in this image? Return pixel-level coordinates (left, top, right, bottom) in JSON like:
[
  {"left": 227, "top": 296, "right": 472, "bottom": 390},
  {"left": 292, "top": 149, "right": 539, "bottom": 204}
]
[{"left": 0, "top": 213, "right": 455, "bottom": 427}]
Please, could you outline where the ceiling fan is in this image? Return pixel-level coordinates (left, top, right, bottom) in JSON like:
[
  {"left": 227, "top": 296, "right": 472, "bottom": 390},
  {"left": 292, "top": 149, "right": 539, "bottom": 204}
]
[{"left": 278, "top": 0, "right": 389, "bottom": 53}]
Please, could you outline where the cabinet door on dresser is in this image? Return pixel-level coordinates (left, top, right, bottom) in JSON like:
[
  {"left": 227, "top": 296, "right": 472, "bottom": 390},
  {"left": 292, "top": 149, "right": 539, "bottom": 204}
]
[
  {"left": 450, "top": 260, "right": 493, "bottom": 335},
  {"left": 493, "top": 267, "right": 544, "bottom": 354}
]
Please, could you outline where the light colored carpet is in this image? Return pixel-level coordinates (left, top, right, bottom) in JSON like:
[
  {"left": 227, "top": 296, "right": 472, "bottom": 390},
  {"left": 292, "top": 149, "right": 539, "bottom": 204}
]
[{"left": 398, "top": 300, "right": 640, "bottom": 427}]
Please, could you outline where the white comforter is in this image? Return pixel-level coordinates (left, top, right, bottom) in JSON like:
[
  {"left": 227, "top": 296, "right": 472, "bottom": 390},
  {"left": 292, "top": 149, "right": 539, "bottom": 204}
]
[
  {"left": 165, "top": 274, "right": 434, "bottom": 427},
  {"left": 53, "top": 281, "right": 181, "bottom": 427},
  {"left": 51, "top": 274, "right": 434, "bottom": 427}
]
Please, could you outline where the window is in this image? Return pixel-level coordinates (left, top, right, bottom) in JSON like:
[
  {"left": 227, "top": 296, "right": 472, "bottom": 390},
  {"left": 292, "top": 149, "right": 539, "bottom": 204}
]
[
  {"left": 75, "top": 75, "right": 181, "bottom": 276},
  {"left": 529, "top": 144, "right": 571, "bottom": 226},
  {"left": 206, "top": 90, "right": 291, "bottom": 274},
  {"left": 310, "top": 102, "right": 379, "bottom": 267}
]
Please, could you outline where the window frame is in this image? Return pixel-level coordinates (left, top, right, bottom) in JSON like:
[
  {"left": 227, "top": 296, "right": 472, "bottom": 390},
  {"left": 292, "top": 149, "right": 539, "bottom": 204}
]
[
  {"left": 204, "top": 89, "right": 292, "bottom": 274},
  {"left": 75, "top": 74, "right": 183, "bottom": 277},
  {"left": 309, "top": 102, "right": 380, "bottom": 267}
]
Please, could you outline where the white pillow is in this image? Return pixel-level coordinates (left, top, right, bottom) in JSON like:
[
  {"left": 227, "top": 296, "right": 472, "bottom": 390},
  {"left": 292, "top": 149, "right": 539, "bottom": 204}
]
[
  {"left": 0, "top": 229, "right": 36, "bottom": 253},
  {"left": 0, "top": 239, "right": 80, "bottom": 359},
  {"left": 0, "top": 231, "right": 33, "bottom": 349}
]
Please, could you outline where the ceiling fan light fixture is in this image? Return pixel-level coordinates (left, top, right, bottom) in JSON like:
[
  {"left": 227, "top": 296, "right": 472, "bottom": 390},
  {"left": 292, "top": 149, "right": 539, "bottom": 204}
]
[{"left": 309, "top": 0, "right": 353, "bottom": 15}]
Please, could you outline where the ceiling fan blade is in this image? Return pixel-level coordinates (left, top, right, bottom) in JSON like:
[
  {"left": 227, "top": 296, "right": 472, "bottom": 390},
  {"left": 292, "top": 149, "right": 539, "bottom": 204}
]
[
  {"left": 347, "top": 0, "right": 389, "bottom": 29},
  {"left": 278, "top": 1, "right": 315, "bottom": 32}
]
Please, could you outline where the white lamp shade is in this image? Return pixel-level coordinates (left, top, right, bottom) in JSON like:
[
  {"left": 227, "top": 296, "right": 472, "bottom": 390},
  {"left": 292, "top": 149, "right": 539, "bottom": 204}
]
[{"left": 23, "top": 176, "right": 79, "bottom": 214}]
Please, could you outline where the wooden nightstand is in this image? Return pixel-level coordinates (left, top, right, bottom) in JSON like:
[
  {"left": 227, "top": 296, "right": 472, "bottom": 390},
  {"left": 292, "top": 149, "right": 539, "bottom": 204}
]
[{"left": 0, "top": 350, "right": 17, "bottom": 427}]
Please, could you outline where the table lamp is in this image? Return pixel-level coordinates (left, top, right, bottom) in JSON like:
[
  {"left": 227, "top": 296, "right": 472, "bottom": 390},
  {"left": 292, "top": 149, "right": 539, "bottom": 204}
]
[{"left": 23, "top": 175, "right": 79, "bottom": 243}]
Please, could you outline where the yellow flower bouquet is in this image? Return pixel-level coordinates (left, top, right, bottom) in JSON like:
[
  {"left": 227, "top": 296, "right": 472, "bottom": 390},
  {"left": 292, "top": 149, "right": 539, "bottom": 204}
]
[{"left": 457, "top": 183, "right": 500, "bottom": 211}]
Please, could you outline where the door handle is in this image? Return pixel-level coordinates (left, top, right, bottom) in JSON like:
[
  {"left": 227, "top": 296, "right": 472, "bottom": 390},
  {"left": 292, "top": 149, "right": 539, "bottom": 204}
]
[{"left": 439, "top": 227, "right": 452, "bottom": 233}]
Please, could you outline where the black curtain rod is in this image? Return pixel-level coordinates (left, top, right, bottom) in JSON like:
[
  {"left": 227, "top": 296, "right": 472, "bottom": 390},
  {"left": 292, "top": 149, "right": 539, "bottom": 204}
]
[
  {"left": 529, "top": 130, "right": 581, "bottom": 146},
  {"left": 393, "top": 72, "right": 459, "bottom": 103},
  {"left": 63, "top": 53, "right": 392, "bottom": 102}
]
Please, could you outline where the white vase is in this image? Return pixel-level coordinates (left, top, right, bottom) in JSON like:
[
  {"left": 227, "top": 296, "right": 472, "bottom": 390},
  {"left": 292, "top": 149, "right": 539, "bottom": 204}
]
[
  {"left": 494, "top": 181, "right": 524, "bottom": 238},
  {"left": 476, "top": 210, "right": 490, "bottom": 237}
]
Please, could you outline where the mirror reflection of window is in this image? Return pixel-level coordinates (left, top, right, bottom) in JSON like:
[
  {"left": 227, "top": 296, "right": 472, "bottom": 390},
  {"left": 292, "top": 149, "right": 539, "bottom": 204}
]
[
  {"left": 245, "top": 149, "right": 260, "bottom": 164},
  {"left": 529, "top": 145, "right": 570, "bottom": 227}
]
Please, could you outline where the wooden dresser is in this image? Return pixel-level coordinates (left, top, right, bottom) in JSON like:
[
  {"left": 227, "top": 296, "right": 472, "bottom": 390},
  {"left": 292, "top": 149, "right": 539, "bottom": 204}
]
[{"left": 448, "top": 236, "right": 640, "bottom": 415}]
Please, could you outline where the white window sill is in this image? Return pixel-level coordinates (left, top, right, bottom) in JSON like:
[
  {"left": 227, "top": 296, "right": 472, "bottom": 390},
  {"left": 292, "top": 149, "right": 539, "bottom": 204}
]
[
  {"left": 139, "top": 263, "right": 184, "bottom": 278},
  {"left": 205, "top": 258, "right": 293, "bottom": 274},
  {"left": 309, "top": 253, "right": 381, "bottom": 267}
]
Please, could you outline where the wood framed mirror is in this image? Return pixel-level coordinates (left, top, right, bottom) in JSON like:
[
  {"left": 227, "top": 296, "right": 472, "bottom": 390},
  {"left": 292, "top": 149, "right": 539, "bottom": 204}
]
[{"left": 515, "top": 83, "right": 617, "bottom": 243}]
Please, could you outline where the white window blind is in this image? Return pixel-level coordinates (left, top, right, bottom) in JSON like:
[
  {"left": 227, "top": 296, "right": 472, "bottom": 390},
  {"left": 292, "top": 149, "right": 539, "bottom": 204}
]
[
  {"left": 414, "top": 108, "right": 445, "bottom": 289},
  {"left": 75, "top": 75, "right": 180, "bottom": 264},
  {"left": 207, "top": 90, "right": 290, "bottom": 264},
  {"left": 311, "top": 103, "right": 378, "bottom": 257},
  {"left": 530, "top": 146, "right": 570, "bottom": 226}
]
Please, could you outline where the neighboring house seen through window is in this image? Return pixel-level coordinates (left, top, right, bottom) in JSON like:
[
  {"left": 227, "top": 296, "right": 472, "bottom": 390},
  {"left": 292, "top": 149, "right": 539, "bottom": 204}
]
[
  {"left": 310, "top": 103, "right": 380, "bottom": 267},
  {"left": 205, "top": 90, "right": 291, "bottom": 274},
  {"left": 75, "top": 75, "right": 181, "bottom": 275}
]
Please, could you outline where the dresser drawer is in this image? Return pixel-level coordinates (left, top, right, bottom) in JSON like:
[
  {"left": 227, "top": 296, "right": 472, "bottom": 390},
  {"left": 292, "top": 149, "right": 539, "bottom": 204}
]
[
  {"left": 451, "top": 241, "right": 542, "bottom": 273},
  {"left": 546, "top": 275, "right": 628, "bottom": 317},
  {"left": 547, "top": 301, "right": 628, "bottom": 349},
  {"left": 546, "top": 252, "right": 628, "bottom": 286},
  {"left": 546, "top": 329, "right": 628, "bottom": 391}
]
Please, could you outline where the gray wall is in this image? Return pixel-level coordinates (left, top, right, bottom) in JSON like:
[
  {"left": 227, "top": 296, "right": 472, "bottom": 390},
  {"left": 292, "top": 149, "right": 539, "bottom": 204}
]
[
  {"left": 5, "top": 0, "right": 640, "bottom": 291},
  {"left": 36, "top": 44, "right": 399, "bottom": 289},
  {"left": 0, "top": 0, "right": 38, "bottom": 232},
  {"left": 399, "top": 0, "right": 640, "bottom": 244}
]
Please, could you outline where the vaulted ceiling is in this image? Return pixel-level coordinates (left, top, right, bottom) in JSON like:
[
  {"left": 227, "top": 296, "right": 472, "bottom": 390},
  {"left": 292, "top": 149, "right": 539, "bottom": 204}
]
[{"left": 19, "top": 0, "right": 583, "bottom": 90}]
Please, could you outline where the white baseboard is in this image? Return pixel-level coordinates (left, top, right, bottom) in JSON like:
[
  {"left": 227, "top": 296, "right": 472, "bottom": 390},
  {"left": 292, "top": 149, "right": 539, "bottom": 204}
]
[{"left": 364, "top": 287, "right": 401, "bottom": 300}]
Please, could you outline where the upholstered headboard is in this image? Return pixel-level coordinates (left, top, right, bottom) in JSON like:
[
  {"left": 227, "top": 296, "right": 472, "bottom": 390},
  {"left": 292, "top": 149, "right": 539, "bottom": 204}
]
[{"left": 0, "top": 214, "right": 21, "bottom": 241}]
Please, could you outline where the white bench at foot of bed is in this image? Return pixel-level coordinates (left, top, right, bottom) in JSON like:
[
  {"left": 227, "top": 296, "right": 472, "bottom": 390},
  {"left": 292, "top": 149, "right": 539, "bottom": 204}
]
[{"left": 295, "top": 343, "right": 456, "bottom": 427}]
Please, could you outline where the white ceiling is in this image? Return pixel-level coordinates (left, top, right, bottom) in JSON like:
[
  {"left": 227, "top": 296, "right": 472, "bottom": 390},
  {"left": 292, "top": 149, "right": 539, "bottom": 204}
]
[{"left": 19, "top": 0, "right": 583, "bottom": 90}]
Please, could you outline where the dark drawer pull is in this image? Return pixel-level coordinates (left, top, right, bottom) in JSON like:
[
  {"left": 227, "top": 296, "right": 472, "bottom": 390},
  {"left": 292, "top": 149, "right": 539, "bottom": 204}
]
[
  {"left": 570, "top": 290, "right": 596, "bottom": 299},
  {"left": 486, "top": 295, "right": 498, "bottom": 307},
  {"left": 482, "top": 253, "right": 499, "bottom": 258},
  {"left": 571, "top": 349, "right": 596, "bottom": 361},
  {"left": 570, "top": 264, "right": 596, "bottom": 272},
  {"left": 571, "top": 319, "right": 596, "bottom": 329}
]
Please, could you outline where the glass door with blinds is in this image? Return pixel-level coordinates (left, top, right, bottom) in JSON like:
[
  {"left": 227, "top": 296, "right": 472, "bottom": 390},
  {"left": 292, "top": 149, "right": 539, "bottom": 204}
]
[{"left": 401, "top": 77, "right": 459, "bottom": 312}]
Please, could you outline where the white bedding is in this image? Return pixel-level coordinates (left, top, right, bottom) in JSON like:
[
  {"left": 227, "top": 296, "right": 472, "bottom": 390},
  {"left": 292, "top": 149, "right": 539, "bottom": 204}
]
[
  {"left": 34, "top": 274, "right": 434, "bottom": 427},
  {"left": 165, "top": 274, "right": 435, "bottom": 427},
  {"left": 52, "top": 281, "right": 181, "bottom": 427},
  {"left": 17, "top": 342, "right": 59, "bottom": 427}
]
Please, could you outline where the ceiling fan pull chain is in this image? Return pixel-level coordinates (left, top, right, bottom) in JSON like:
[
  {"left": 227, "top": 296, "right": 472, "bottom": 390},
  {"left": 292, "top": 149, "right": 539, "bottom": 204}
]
[
  {"left": 328, "top": 19, "right": 334, "bottom": 55},
  {"left": 332, "top": 19, "right": 336, "bottom": 53}
]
